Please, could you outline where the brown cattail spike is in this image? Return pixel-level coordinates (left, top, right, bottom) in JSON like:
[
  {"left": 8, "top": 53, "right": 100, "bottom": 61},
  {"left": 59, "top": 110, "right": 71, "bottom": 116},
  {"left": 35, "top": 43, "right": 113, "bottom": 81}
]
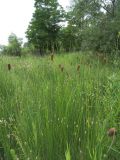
[
  {"left": 107, "top": 128, "right": 117, "bottom": 137},
  {"left": 51, "top": 53, "right": 54, "bottom": 61},
  {"left": 77, "top": 64, "right": 80, "bottom": 71},
  {"left": 61, "top": 66, "right": 64, "bottom": 72},
  {"left": 8, "top": 64, "right": 11, "bottom": 71}
]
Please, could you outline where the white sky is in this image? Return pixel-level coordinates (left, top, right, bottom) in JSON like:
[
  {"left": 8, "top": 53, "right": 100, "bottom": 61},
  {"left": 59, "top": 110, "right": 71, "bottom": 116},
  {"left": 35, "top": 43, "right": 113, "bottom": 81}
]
[{"left": 0, "top": 0, "right": 70, "bottom": 45}]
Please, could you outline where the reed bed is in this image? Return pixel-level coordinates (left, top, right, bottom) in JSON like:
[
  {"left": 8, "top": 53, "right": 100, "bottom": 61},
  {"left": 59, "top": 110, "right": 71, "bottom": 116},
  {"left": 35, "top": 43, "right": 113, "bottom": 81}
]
[{"left": 0, "top": 53, "right": 120, "bottom": 160}]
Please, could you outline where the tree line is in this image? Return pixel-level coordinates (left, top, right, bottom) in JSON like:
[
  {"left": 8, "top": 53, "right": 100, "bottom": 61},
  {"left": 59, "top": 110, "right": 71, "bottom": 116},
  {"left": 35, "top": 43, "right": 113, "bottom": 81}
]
[{"left": 0, "top": 0, "right": 120, "bottom": 56}]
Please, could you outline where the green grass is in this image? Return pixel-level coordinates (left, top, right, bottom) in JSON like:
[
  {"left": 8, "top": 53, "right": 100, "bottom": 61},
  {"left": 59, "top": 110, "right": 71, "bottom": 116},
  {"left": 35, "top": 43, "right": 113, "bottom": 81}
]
[{"left": 0, "top": 52, "right": 120, "bottom": 160}]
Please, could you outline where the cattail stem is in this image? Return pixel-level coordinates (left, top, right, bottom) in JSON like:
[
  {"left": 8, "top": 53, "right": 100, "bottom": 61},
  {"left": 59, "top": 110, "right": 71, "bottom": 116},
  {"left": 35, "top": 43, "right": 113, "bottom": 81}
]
[{"left": 107, "top": 135, "right": 115, "bottom": 154}]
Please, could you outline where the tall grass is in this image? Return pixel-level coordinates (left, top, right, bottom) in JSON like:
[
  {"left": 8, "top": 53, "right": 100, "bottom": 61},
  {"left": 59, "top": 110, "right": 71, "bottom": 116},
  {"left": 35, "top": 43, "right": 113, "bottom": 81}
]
[{"left": 0, "top": 53, "right": 120, "bottom": 160}]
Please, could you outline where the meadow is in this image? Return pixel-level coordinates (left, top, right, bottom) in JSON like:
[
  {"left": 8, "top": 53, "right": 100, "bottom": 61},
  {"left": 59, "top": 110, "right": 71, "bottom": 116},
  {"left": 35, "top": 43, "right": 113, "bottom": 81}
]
[{"left": 0, "top": 52, "right": 120, "bottom": 160}]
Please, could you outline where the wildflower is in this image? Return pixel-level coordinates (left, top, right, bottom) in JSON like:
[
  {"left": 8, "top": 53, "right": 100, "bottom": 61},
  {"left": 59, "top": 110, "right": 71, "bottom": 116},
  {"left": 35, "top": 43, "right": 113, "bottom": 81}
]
[
  {"left": 8, "top": 64, "right": 11, "bottom": 71},
  {"left": 0, "top": 118, "right": 7, "bottom": 126},
  {"left": 107, "top": 128, "right": 117, "bottom": 137}
]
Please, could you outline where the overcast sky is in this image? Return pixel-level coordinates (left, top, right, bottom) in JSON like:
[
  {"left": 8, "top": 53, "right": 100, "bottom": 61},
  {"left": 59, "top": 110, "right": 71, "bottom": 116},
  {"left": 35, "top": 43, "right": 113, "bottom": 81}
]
[{"left": 0, "top": 0, "right": 70, "bottom": 45}]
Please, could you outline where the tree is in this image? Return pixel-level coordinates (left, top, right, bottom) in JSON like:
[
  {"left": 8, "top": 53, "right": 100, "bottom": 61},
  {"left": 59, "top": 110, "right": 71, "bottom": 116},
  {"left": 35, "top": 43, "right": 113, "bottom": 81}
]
[
  {"left": 2, "top": 33, "right": 23, "bottom": 56},
  {"left": 0, "top": 45, "right": 6, "bottom": 54},
  {"left": 59, "top": 23, "right": 81, "bottom": 52},
  {"left": 69, "top": 0, "right": 120, "bottom": 54},
  {"left": 22, "top": 42, "right": 36, "bottom": 55},
  {"left": 26, "top": 0, "right": 65, "bottom": 55}
]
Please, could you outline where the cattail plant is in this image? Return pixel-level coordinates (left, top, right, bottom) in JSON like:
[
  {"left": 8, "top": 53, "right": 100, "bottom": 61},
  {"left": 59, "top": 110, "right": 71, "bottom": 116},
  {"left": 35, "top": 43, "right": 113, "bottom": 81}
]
[
  {"left": 77, "top": 64, "right": 80, "bottom": 71},
  {"left": 107, "top": 128, "right": 117, "bottom": 153},
  {"left": 107, "top": 128, "right": 117, "bottom": 137},
  {"left": 8, "top": 64, "right": 11, "bottom": 71},
  {"left": 58, "top": 64, "right": 64, "bottom": 72},
  {"left": 61, "top": 66, "right": 64, "bottom": 72},
  {"left": 51, "top": 53, "right": 54, "bottom": 61}
]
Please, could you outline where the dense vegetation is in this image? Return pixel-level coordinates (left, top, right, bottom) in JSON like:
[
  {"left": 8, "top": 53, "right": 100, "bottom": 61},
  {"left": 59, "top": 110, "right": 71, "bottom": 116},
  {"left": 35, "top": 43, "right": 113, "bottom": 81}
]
[
  {"left": 0, "top": 53, "right": 120, "bottom": 159},
  {"left": 0, "top": 0, "right": 120, "bottom": 160},
  {"left": 1, "top": 0, "right": 120, "bottom": 56}
]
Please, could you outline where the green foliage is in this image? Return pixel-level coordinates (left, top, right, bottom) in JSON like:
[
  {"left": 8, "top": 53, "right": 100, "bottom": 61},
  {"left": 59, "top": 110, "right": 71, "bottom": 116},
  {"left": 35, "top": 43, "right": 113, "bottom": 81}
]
[
  {"left": 59, "top": 24, "right": 81, "bottom": 52},
  {"left": 25, "top": 0, "right": 120, "bottom": 55},
  {"left": 22, "top": 43, "right": 36, "bottom": 56},
  {"left": 10, "top": 149, "right": 18, "bottom": 160},
  {"left": 1, "top": 33, "right": 22, "bottom": 56},
  {"left": 26, "top": 0, "right": 65, "bottom": 55},
  {"left": 0, "top": 53, "right": 120, "bottom": 159},
  {"left": 65, "top": 144, "right": 71, "bottom": 160},
  {"left": 69, "top": 0, "right": 120, "bottom": 54}
]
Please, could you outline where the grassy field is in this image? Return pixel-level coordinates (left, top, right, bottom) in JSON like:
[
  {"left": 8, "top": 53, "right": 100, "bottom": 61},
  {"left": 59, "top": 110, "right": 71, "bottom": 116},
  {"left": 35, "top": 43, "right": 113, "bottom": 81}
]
[{"left": 0, "top": 52, "right": 120, "bottom": 160}]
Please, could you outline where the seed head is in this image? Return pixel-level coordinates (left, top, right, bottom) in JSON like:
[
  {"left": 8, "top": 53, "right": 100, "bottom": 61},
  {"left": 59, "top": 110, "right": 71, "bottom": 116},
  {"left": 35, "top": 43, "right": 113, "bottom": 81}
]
[
  {"left": 77, "top": 64, "right": 80, "bottom": 71},
  {"left": 8, "top": 64, "right": 11, "bottom": 71},
  {"left": 107, "top": 128, "right": 117, "bottom": 137}
]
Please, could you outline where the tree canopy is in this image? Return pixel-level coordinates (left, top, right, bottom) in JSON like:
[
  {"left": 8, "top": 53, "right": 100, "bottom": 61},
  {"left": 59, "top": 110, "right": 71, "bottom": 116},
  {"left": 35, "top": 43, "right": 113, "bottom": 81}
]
[
  {"left": 69, "top": 0, "right": 120, "bottom": 54},
  {"left": 26, "top": 0, "right": 65, "bottom": 55},
  {"left": 25, "top": 0, "right": 120, "bottom": 55},
  {"left": 1, "top": 0, "right": 120, "bottom": 56},
  {"left": 0, "top": 33, "right": 22, "bottom": 56}
]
